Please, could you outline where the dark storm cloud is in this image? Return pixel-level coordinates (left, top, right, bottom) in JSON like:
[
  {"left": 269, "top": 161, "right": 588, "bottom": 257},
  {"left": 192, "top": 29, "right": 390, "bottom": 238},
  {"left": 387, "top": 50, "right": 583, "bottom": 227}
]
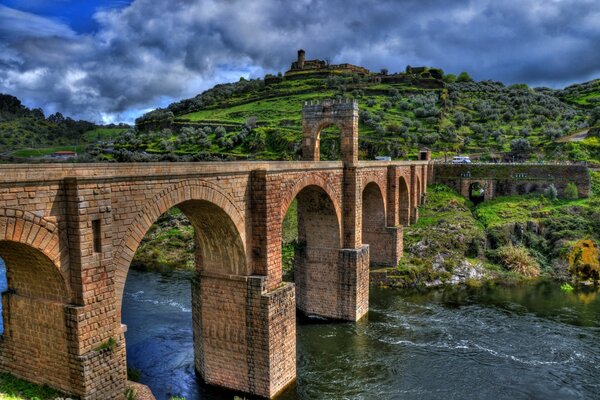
[{"left": 1, "top": 0, "right": 599, "bottom": 123}]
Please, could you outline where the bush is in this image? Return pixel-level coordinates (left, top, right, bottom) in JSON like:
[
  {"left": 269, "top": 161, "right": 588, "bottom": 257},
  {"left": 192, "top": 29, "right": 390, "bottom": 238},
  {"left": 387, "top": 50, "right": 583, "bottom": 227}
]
[
  {"left": 496, "top": 245, "right": 540, "bottom": 278},
  {"left": 567, "top": 239, "right": 600, "bottom": 281},
  {"left": 563, "top": 182, "right": 579, "bottom": 199},
  {"left": 544, "top": 184, "right": 558, "bottom": 200}
]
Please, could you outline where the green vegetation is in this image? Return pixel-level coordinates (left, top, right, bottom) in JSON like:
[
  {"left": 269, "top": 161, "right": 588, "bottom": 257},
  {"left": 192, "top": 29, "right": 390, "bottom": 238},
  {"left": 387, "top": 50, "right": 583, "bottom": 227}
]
[
  {"left": 12, "top": 145, "right": 86, "bottom": 158},
  {"left": 0, "top": 93, "right": 129, "bottom": 161},
  {"left": 382, "top": 185, "right": 488, "bottom": 287},
  {"left": 95, "top": 337, "right": 118, "bottom": 352},
  {"left": 495, "top": 245, "right": 540, "bottom": 278},
  {"left": 132, "top": 208, "right": 195, "bottom": 271},
  {"left": 0, "top": 373, "right": 66, "bottom": 400},
  {"left": 382, "top": 175, "right": 600, "bottom": 287},
  {"left": 89, "top": 67, "right": 598, "bottom": 163},
  {"left": 281, "top": 200, "right": 298, "bottom": 281},
  {"left": 3, "top": 65, "right": 600, "bottom": 163},
  {"left": 561, "top": 282, "right": 574, "bottom": 292}
]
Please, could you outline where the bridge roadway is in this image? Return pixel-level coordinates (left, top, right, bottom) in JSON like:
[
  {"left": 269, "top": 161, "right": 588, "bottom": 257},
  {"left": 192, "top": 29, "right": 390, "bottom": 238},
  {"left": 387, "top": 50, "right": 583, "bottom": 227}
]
[{"left": 0, "top": 159, "right": 429, "bottom": 399}]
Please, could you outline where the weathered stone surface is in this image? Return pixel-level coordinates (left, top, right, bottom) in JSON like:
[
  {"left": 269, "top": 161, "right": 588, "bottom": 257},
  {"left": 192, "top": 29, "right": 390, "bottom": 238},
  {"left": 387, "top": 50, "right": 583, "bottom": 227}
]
[
  {"left": 433, "top": 163, "right": 591, "bottom": 200},
  {"left": 0, "top": 101, "right": 431, "bottom": 398}
]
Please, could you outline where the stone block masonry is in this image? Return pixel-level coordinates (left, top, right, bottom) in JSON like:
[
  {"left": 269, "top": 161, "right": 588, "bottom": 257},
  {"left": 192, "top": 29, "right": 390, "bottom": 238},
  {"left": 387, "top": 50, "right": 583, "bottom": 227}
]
[
  {"left": 433, "top": 163, "right": 591, "bottom": 200},
  {"left": 0, "top": 99, "right": 429, "bottom": 398}
]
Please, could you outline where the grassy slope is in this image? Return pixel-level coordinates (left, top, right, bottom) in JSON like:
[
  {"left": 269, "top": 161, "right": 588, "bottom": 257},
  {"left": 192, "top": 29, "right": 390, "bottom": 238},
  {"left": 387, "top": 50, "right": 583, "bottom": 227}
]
[
  {"left": 9, "top": 128, "right": 128, "bottom": 159},
  {"left": 123, "top": 70, "right": 599, "bottom": 162},
  {"left": 388, "top": 185, "right": 488, "bottom": 285},
  {"left": 0, "top": 373, "right": 66, "bottom": 400},
  {"left": 384, "top": 172, "right": 600, "bottom": 286},
  {"left": 475, "top": 171, "right": 600, "bottom": 266}
]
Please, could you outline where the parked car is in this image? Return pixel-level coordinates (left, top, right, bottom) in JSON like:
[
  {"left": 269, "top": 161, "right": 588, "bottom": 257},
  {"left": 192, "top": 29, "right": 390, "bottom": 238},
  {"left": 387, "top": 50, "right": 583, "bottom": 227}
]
[{"left": 452, "top": 156, "right": 472, "bottom": 164}]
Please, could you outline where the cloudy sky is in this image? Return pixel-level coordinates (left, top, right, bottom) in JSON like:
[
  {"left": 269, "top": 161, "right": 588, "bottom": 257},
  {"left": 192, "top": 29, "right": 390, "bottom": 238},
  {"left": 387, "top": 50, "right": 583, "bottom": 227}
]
[{"left": 1, "top": 0, "right": 600, "bottom": 123}]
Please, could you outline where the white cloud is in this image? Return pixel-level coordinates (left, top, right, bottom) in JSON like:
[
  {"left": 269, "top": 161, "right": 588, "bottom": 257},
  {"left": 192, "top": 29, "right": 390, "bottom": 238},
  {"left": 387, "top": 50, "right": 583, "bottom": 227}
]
[{"left": 1, "top": 0, "right": 600, "bottom": 123}]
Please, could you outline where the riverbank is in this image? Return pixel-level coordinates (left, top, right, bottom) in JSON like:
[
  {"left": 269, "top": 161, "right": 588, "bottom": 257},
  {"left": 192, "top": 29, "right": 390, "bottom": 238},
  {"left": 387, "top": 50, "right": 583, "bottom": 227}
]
[{"left": 373, "top": 172, "right": 600, "bottom": 288}]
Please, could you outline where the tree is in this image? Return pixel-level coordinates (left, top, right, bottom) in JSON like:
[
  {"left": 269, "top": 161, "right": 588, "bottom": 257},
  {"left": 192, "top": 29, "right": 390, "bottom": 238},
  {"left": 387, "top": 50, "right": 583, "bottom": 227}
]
[
  {"left": 457, "top": 71, "right": 473, "bottom": 82},
  {"left": 509, "top": 138, "right": 532, "bottom": 161},
  {"left": 590, "top": 107, "right": 600, "bottom": 127},
  {"left": 544, "top": 184, "right": 558, "bottom": 200},
  {"left": 443, "top": 74, "right": 457, "bottom": 83}
]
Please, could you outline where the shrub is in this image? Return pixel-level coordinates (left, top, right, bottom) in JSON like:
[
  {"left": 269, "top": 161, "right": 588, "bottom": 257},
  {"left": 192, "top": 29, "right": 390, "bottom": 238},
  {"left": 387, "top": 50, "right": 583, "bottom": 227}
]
[
  {"left": 496, "top": 245, "right": 540, "bottom": 278},
  {"left": 563, "top": 182, "right": 579, "bottom": 199},
  {"left": 567, "top": 239, "right": 600, "bottom": 281},
  {"left": 544, "top": 184, "right": 558, "bottom": 200}
]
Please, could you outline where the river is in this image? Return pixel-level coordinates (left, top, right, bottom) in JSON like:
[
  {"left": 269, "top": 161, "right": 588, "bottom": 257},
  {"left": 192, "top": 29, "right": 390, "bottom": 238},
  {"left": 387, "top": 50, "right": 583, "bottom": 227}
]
[
  {"left": 123, "top": 270, "right": 600, "bottom": 399},
  {"left": 0, "top": 258, "right": 5, "bottom": 334}
]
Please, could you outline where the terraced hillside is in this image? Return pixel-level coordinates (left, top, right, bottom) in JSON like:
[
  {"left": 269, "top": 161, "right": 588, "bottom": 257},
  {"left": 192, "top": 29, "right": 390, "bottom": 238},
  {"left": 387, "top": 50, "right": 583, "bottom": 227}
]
[{"left": 115, "top": 67, "right": 600, "bottom": 163}]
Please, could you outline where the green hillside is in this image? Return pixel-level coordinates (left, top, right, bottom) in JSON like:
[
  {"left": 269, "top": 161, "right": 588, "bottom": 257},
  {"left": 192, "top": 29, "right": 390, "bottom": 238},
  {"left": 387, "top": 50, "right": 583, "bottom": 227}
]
[
  {"left": 107, "top": 67, "right": 600, "bottom": 163},
  {"left": 0, "top": 93, "right": 129, "bottom": 161}
]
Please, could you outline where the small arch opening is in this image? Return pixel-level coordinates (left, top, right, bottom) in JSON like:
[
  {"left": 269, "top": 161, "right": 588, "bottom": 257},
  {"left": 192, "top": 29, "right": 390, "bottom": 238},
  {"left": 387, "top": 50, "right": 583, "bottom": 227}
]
[{"left": 469, "top": 182, "right": 486, "bottom": 205}]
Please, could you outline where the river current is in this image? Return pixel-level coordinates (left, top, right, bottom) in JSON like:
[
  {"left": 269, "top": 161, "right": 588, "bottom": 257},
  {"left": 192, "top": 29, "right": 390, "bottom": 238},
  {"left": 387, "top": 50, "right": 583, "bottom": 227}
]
[{"left": 122, "top": 269, "right": 600, "bottom": 399}]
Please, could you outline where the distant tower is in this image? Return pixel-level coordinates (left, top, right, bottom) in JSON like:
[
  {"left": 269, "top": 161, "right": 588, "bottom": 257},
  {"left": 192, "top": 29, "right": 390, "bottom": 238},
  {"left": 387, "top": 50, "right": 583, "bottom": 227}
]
[{"left": 297, "top": 49, "right": 305, "bottom": 69}]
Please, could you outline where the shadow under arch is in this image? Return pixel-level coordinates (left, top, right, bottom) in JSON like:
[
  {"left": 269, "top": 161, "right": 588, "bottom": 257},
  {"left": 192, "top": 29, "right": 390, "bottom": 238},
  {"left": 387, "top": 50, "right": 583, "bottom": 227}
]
[
  {"left": 281, "top": 184, "right": 343, "bottom": 318},
  {"left": 361, "top": 181, "right": 387, "bottom": 265},
  {"left": 398, "top": 176, "right": 411, "bottom": 226},
  {"left": 469, "top": 182, "right": 485, "bottom": 205},
  {"left": 0, "top": 239, "right": 72, "bottom": 393}
]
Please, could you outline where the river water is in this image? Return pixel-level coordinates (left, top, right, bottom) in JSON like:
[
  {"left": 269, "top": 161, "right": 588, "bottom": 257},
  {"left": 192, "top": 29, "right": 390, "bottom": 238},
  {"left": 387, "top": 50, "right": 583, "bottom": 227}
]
[
  {"left": 0, "top": 258, "right": 5, "bottom": 333},
  {"left": 124, "top": 270, "right": 600, "bottom": 399}
]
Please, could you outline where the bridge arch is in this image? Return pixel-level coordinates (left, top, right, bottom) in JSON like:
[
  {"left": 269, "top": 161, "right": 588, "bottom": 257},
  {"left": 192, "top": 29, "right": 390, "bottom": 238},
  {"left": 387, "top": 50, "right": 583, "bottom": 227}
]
[
  {"left": 0, "top": 214, "right": 72, "bottom": 394},
  {"left": 398, "top": 176, "right": 411, "bottom": 226},
  {"left": 361, "top": 182, "right": 387, "bottom": 265},
  {"left": 114, "top": 181, "right": 247, "bottom": 311},
  {"left": 282, "top": 183, "right": 342, "bottom": 318},
  {"left": 301, "top": 99, "right": 359, "bottom": 163},
  {"left": 468, "top": 181, "right": 486, "bottom": 204},
  {"left": 281, "top": 173, "right": 342, "bottom": 229}
]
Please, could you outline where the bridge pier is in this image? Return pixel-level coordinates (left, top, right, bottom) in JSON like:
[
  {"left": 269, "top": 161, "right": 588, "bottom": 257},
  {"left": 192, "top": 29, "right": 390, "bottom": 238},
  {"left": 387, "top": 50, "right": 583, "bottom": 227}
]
[{"left": 192, "top": 272, "right": 296, "bottom": 398}]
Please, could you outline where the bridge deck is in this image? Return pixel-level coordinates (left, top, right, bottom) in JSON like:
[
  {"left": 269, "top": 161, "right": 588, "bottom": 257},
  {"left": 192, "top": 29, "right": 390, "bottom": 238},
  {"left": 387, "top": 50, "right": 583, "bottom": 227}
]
[{"left": 0, "top": 160, "right": 429, "bottom": 183}]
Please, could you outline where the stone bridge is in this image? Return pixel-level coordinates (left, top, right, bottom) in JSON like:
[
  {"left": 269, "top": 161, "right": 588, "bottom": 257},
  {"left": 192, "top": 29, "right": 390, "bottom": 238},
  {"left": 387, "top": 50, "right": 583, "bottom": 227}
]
[
  {"left": 433, "top": 163, "right": 591, "bottom": 202},
  {"left": 0, "top": 100, "right": 429, "bottom": 399}
]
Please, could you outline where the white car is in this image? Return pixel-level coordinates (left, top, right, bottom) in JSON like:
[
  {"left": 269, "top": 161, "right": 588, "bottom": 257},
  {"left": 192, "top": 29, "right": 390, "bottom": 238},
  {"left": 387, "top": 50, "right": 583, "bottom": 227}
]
[{"left": 452, "top": 156, "right": 472, "bottom": 164}]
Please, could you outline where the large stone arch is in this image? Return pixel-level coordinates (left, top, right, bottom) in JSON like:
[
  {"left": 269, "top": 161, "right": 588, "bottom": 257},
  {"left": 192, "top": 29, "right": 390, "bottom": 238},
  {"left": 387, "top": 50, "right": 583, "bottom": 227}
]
[
  {"left": 361, "top": 182, "right": 388, "bottom": 265},
  {"left": 0, "top": 214, "right": 73, "bottom": 394},
  {"left": 301, "top": 99, "right": 359, "bottom": 163},
  {"left": 0, "top": 211, "right": 66, "bottom": 270},
  {"left": 280, "top": 173, "right": 342, "bottom": 230},
  {"left": 398, "top": 175, "right": 411, "bottom": 226},
  {"left": 113, "top": 180, "right": 247, "bottom": 311},
  {"left": 282, "top": 180, "right": 344, "bottom": 318}
]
